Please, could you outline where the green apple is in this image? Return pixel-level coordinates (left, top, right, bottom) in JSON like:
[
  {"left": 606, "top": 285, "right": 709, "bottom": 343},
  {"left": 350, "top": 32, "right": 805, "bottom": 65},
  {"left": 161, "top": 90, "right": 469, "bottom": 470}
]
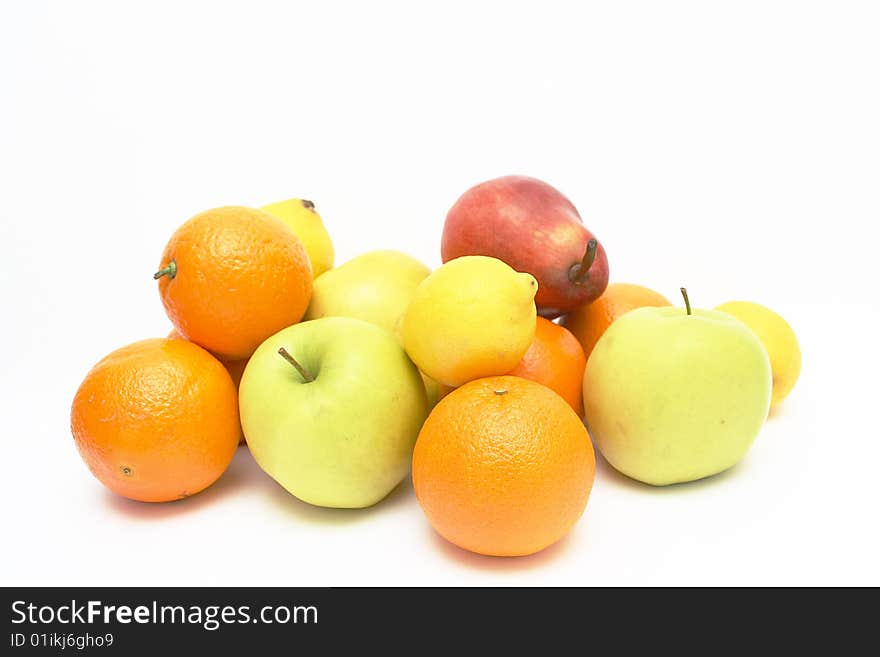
[
  {"left": 240, "top": 317, "right": 428, "bottom": 508},
  {"left": 303, "top": 250, "right": 442, "bottom": 410},
  {"left": 583, "top": 289, "right": 772, "bottom": 486},
  {"left": 304, "top": 250, "right": 431, "bottom": 342}
]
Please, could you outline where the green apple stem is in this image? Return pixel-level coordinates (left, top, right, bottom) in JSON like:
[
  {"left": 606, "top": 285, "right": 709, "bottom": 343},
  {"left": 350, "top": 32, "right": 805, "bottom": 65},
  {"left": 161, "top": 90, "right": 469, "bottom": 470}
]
[
  {"left": 301, "top": 199, "right": 315, "bottom": 211},
  {"left": 680, "top": 287, "right": 692, "bottom": 315},
  {"left": 277, "top": 347, "right": 314, "bottom": 382},
  {"left": 569, "top": 239, "right": 598, "bottom": 284},
  {"left": 153, "top": 260, "right": 177, "bottom": 280}
]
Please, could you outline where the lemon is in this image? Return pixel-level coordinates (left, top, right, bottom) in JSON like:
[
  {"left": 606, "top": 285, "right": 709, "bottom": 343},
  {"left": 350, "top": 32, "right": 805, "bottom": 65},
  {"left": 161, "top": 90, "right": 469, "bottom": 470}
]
[
  {"left": 715, "top": 300, "right": 801, "bottom": 407},
  {"left": 261, "top": 198, "right": 335, "bottom": 277},
  {"left": 403, "top": 256, "right": 538, "bottom": 387}
]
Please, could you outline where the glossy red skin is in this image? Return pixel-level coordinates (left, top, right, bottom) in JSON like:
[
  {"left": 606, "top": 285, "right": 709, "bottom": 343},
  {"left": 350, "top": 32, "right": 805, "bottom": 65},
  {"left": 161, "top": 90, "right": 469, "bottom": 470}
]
[{"left": 441, "top": 176, "right": 609, "bottom": 317}]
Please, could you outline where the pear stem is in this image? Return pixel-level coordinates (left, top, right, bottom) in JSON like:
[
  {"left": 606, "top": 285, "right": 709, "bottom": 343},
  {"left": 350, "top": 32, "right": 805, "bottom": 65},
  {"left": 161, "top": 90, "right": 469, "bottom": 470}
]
[
  {"left": 278, "top": 347, "right": 314, "bottom": 382},
  {"left": 153, "top": 260, "right": 177, "bottom": 280},
  {"left": 680, "top": 287, "right": 692, "bottom": 316},
  {"left": 569, "top": 239, "right": 598, "bottom": 284}
]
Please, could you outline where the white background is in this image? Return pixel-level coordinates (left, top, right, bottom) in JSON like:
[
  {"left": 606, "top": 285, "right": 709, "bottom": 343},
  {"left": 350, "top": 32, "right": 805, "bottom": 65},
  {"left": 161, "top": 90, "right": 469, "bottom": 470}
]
[{"left": 2, "top": 0, "right": 878, "bottom": 586}]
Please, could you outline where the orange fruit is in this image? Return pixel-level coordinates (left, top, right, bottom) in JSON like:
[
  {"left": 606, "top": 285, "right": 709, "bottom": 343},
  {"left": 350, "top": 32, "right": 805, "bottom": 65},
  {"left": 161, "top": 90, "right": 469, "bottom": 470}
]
[
  {"left": 412, "top": 376, "right": 595, "bottom": 557},
  {"left": 169, "top": 328, "right": 247, "bottom": 444},
  {"left": 506, "top": 317, "right": 586, "bottom": 414},
  {"left": 71, "top": 338, "right": 240, "bottom": 502},
  {"left": 561, "top": 283, "right": 671, "bottom": 361},
  {"left": 156, "top": 206, "right": 312, "bottom": 360}
]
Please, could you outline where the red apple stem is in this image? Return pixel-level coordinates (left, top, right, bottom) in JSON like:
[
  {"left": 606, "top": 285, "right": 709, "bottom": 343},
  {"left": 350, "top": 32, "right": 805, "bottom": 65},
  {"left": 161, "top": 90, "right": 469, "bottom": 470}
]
[
  {"left": 277, "top": 347, "right": 314, "bottom": 382},
  {"left": 153, "top": 260, "right": 177, "bottom": 280},
  {"left": 569, "top": 239, "right": 598, "bottom": 284},
  {"left": 680, "top": 287, "right": 692, "bottom": 316}
]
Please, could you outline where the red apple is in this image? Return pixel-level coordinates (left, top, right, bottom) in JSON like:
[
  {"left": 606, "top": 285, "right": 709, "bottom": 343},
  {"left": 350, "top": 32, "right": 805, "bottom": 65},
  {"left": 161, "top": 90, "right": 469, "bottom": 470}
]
[{"left": 441, "top": 175, "right": 609, "bottom": 317}]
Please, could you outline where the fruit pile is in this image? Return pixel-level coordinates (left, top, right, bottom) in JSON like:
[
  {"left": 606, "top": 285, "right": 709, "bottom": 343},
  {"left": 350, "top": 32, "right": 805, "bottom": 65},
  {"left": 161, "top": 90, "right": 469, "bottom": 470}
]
[{"left": 71, "top": 176, "right": 801, "bottom": 558}]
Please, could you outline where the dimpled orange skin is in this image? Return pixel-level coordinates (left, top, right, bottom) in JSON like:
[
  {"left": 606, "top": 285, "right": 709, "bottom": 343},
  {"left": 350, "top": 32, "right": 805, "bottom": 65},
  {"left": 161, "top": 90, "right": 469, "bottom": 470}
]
[
  {"left": 169, "top": 328, "right": 247, "bottom": 444},
  {"left": 71, "top": 338, "right": 240, "bottom": 502},
  {"left": 412, "top": 376, "right": 595, "bottom": 557},
  {"left": 157, "top": 206, "right": 313, "bottom": 361},
  {"left": 506, "top": 317, "right": 587, "bottom": 415},
  {"left": 561, "top": 283, "right": 671, "bottom": 362}
]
